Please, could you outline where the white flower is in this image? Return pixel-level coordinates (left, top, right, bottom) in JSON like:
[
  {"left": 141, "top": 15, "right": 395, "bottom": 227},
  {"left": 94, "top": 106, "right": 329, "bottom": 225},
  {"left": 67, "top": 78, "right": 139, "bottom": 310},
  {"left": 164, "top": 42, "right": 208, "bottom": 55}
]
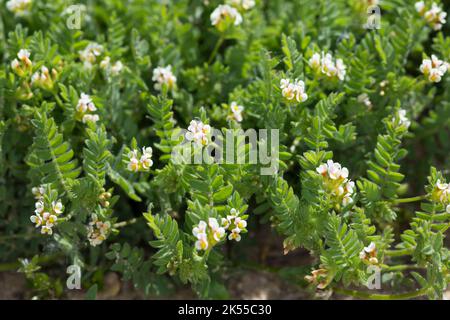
[
  {"left": 127, "top": 156, "right": 139, "bottom": 172},
  {"left": 345, "top": 180, "right": 355, "bottom": 194},
  {"left": 185, "top": 120, "right": 211, "bottom": 146},
  {"left": 228, "top": 0, "right": 255, "bottom": 10},
  {"left": 229, "top": 102, "right": 244, "bottom": 122},
  {"left": 18, "top": 49, "right": 30, "bottom": 61},
  {"left": 317, "top": 160, "right": 350, "bottom": 180},
  {"left": 359, "top": 250, "right": 367, "bottom": 260},
  {"left": 32, "top": 186, "right": 45, "bottom": 200},
  {"left": 342, "top": 195, "right": 353, "bottom": 206},
  {"left": 321, "top": 53, "right": 337, "bottom": 78},
  {"left": 420, "top": 55, "right": 448, "bottom": 83},
  {"left": 228, "top": 227, "right": 241, "bottom": 242},
  {"left": 111, "top": 61, "right": 124, "bottom": 75},
  {"left": 152, "top": 65, "right": 177, "bottom": 91},
  {"left": 327, "top": 160, "right": 343, "bottom": 180},
  {"left": 394, "top": 109, "right": 411, "bottom": 129},
  {"left": 309, "top": 53, "right": 321, "bottom": 70},
  {"left": 357, "top": 93, "right": 372, "bottom": 108},
  {"left": 82, "top": 114, "right": 100, "bottom": 124},
  {"left": 142, "top": 146, "right": 153, "bottom": 158},
  {"left": 45, "top": 214, "right": 58, "bottom": 227},
  {"left": 6, "top": 0, "right": 31, "bottom": 16},
  {"left": 208, "top": 218, "right": 220, "bottom": 231},
  {"left": 195, "top": 233, "right": 209, "bottom": 251},
  {"left": 193, "top": 220, "right": 208, "bottom": 238},
  {"left": 316, "top": 160, "right": 354, "bottom": 207},
  {"left": 41, "top": 225, "right": 53, "bottom": 235},
  {"left": 35, "top": 200, "right": 44, "bottom": 213},
  {"left": 365, "top": 242, "right": 376, "bottom": 253},
  {"left": 52, "top": 200, "right": 63, "bottom": 214},
  {"left": 436, "top": 180, "right": 450, "bottom": 202},
  {"left": 335, "top": 59, "right": 347, "bottom": 81},
  {"left": 79, "top": 43, "right": 103, "bottom": 68},
  {"left": 311, "top": 51, "right": 346, "bottom": 81},
  {"left": 100, "top": 56, "right": 110, "bottom": 69},
  {"left": 213, "top": 227, "right": 226, "bottom": 242},
  {"left": 316, "top": 164, "right": 328, "bottom": 176},
  {"left": 221, "top": 217, "right": 230, "bottom": 229},
  {"left": 436, "top": 179, "right": 449, "bottom": 190},
  {"left": 140, "top": 154, "right": 153, "bottom": 170},
  {"left": 360, "top": 242, "right": 377, "bottom": 261},
  {"left": 101, "top": 57, "right": 124, "bottom": 76},
  {"left": 11, "top": 59, "right": 19, "bottom": 69},
  {"left": 139, "top": 146, "right": 153, "bottom": 170},
  {"left": 234, "top": 217, "right": 247, "bottom": 229},
  {"left": 87, "top": 215, "right": 110, "bottom": 246},
  {"left": 211, "top": 4, "right": 243, "bottom": 27},
  {"left": 415, "top": 1, "right": 426, "bottom": 15},
  {"left": 423, "top": 3, "right": 447, "bottom": 30},
  {"left": 30, "top": 213, "right": 42, "bottom": 227},
  {"left": 77, "top": 93, "right": 96, "bottom": 113},
  {"left": 227, "top": 208, "right": 238, "bottom": 222},
  {"left": 42, "top": 212, "right": 50, "bottom": 221},
  {"left": 280, "top": 78, "right": 308, "bottom": 103},
  {"left": 11, "top": 49, "right": 32, "bottom": 76},
  {"left": 446, "top": 204, "right": 450, "bottom": 213}
]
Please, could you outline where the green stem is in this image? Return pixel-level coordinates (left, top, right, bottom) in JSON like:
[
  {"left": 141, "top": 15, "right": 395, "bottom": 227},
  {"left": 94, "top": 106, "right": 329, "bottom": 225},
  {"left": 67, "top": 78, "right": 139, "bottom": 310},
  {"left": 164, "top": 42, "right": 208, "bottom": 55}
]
[
  {"left": 113, "top": 217, "right": 139, "bottom": 229},
  {"left": 208, "top": 36, "right": 224, "bottom": 64},
  {"left": 385, "top": 248, "right": 414, "bottom": 257},
  {"left": 382, "top": 264, "right": 421, "bottom": 272},
  {"left": 334, "top": 287, "right": 428, "bottom": 300},
  {"left": 391, "top": 195, "right": 427, "bottom": 204}
]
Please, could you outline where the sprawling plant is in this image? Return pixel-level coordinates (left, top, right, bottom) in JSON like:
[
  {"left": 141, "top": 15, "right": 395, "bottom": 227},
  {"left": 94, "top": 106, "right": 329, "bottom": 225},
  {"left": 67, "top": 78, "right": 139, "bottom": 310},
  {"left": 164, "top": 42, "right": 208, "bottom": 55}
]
[{"left": 1, "top": 0, "right": 450, "bottom": 299}]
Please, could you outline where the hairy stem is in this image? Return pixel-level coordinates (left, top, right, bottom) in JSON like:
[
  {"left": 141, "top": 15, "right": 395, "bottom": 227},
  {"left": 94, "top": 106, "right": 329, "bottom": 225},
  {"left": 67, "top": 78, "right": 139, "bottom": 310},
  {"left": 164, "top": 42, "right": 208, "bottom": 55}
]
[
  {"left": 385, "top": 248, "right": 414, "bottom": 257},
  {"left": 391, "top": 195, "right": 427, "bottom": 204},
  {"left": 113, "top": 217, "right": 139, "bottom": 229}
]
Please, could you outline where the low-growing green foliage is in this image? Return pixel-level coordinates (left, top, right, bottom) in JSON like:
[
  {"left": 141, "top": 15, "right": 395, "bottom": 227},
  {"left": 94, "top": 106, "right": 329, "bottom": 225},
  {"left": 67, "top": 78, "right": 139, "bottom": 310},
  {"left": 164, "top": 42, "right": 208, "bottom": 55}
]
[{"left": 0, "top": 0, "right": 450, "bottom": 300}]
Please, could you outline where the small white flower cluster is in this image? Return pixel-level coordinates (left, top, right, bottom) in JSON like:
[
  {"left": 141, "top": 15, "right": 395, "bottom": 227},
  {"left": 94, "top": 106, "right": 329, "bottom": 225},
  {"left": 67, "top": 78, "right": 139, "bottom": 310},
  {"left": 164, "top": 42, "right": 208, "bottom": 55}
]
[
  {"left": 192, "top": 209, "right": 248, "bottom": 251},
  {"left": 221, "top": 208, "right": 247, "bottom": 242},
  {"left": 11, "top": 49, "right": 32, "bottom": 77},
  {"left": 316, "top": 160, "right": 355, "bottom": 206},
  {"left": 87, "top": 214, "right": 111, "bottom": 246},
  {"left": 309, "top": 52, "right": 346, "bottom": 81},
  {"left": 228, "top": 102, "right": 244, "bottom": 122},
  {"left": 420, "top": 55, "right": 448, "bottom": 83},
  {"left": 211, "top": 4, "right": 243, "bottom": 28},
  {"left": 100, "top": 57, "right": 124, "bottom": 76},
  {"left": 79, "top": 43, "right": 103, "bottom": 69},
  {"left": 152, "top": 65, "right": 177, "bottom": 91},
  {"left": 185, "top": 120, "right": 212, "bottom": 146},
  {"left": 280, "top": 78, "right": 308, "bottom": 103},
  {"left": 392, "top": 109, "right": 411, "bottom": 129},
  {"left": 6, "top": 0, "right": 31, "bottom": 16},
  {"left": 126, "top": 146, "right": 153, "bottom": 172},
  {"left": 30, "top": 186, "right": 64, "bottom": 235},
  {"left": 415, "top": 2, "right": 447, "bottom": 31},
  {"left": 359, "top": 242, "right": 378, "bottom": 264},
  {"left": 433, "top": 180, "right": 450, "bottom": 209},
  {"left": 227, "top": 0, "right": 255, "bottom": 10},
  {"left": 193, "top": 218, "right": 226, "bottom": 251},
  {"left": 357, "top": 93, "right": 372, "bottom": 109},
  {"left": 76, "top": 93, "right": 99, "bottom": 124},
  {"left": 31, "top": 66, "right": 57, "bottom": 90}
]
